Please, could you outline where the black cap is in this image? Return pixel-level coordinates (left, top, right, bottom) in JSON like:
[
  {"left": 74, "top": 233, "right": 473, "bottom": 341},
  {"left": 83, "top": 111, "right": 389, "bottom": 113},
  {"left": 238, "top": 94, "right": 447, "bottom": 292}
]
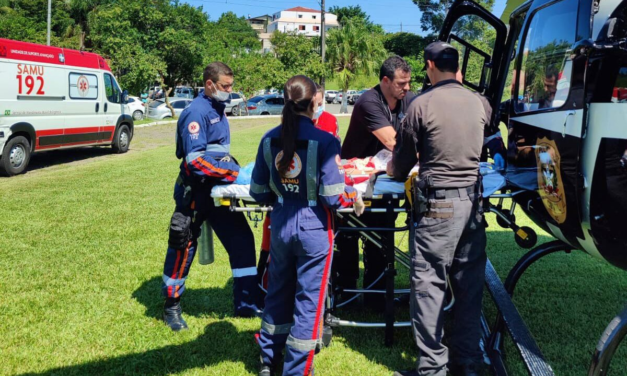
[{"left": 423, "top": 41, "right": 459, "bottom": 70}]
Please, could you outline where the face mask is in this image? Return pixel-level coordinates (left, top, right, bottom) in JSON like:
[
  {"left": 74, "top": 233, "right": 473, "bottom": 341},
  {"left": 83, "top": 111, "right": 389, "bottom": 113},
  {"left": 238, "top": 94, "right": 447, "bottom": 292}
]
[
  {"left": 313, "top": 105, "right": 324, "bottom": 120},
  {"left": 211, "top": 82, "right": 231, "bottom": 103}
]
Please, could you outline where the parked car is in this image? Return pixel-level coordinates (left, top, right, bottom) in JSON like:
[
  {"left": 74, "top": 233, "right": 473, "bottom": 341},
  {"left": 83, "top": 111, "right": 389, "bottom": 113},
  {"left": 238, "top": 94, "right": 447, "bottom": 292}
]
[
  {"left": 345, "top": 90, "right": 358, "bottom": 104},
  {"left": 146, "top": 98, "right": 192, "bottom": 119},
  {"left": 349, "top": 89, "right": 369, "bottom": 104},
  {"left": 325, "top": 90, "right": 338, "bottom": 104},
  {"left": 224, "top": 92, "right": 245, "bottom": 114},
  {"left": 233, "top": 94, "right": 284, "bottom": 116},
  {"left": 174, "top": 86, "right": 194, "bottom": 99},
  {"left": 125, "top": 96, "right": 145, "bottom": 120}
]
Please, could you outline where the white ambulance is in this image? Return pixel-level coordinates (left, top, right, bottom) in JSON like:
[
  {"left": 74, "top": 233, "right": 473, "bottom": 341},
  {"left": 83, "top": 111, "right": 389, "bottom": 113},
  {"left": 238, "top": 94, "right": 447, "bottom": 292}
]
[{"left": 0, "top": 38, "right": 133, "bottom": 176}]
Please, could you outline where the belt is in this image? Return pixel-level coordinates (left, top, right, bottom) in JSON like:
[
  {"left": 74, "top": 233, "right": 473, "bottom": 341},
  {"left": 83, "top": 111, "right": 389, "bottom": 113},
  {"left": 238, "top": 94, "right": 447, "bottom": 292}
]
[{"left": 427, "top": 185, "right": 476, "bottom": 200}]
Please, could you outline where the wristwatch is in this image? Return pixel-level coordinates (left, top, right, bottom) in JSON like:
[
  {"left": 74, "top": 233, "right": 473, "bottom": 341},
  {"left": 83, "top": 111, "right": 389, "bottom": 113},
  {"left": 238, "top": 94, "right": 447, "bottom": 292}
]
[{"left": 621, "top": 155, "right": 627, "bottom": 169}]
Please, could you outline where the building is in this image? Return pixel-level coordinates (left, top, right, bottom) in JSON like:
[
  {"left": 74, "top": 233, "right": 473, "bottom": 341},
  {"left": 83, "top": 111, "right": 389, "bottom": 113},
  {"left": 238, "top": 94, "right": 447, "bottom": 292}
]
[
  {"left": 267, "top": 6, "right": 339, "bottom": 37},
  {"left": 246, "top": 14, "right": 273, "bottom": 53}
]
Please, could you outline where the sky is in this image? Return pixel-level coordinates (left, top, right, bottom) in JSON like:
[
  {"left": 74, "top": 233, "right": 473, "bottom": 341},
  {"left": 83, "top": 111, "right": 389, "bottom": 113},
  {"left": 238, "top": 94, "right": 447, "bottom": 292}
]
[{"left": 183, "top": 0, "right": 508, "bottom": 35}]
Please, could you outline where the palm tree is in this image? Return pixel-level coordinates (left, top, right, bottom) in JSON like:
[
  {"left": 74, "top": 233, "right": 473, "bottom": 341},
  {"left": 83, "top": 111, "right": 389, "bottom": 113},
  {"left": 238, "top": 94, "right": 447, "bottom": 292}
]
[{"left": 325, "top": 19, "right": 388, "bottom": 113}]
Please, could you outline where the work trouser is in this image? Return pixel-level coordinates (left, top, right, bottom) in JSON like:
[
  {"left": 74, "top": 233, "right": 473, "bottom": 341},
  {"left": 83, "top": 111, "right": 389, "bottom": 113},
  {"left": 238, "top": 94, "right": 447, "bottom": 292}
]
[
  {"left": 258, "top": 205, "right": 334, "bottom": 376},
  {"left": 162, "top": 181, "right": 259, "bottom": 314},
  {"left": 411, "top": 186, "right": 487, "bottom": 376},
  {"left": 334, "top": 200, "right": 396, "bottom": 306}
]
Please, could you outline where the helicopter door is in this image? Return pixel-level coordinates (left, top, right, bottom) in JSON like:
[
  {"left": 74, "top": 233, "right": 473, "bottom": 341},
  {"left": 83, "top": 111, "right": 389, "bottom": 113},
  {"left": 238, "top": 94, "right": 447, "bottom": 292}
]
[
  {"left": 436, "top": 0, "right": 508, "bottom": 110},
  {"left": 506, "top": 0, "right": 592, "bottom": 245}
]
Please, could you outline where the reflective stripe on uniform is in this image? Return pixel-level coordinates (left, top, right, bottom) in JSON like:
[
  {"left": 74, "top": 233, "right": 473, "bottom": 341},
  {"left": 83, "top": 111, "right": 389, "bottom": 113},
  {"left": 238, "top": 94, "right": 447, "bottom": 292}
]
[
  {"left": 206, "top": 143, "right": 230, "bottom": 154},
  {"left": 286, "top": 334, "right": 319, "bottom": 352},
  {"left": 306, "top": 140, "right": 319, "bottom": 206},
  {"left": 261, "top": 320, "right": 292, "bottom": 335},
  {"left": 319, "top": 182, "right": 345, "bottom": 196},
  {"left": 251, "top": 178, "right": 271, "bottom": 194},
  {"left": 232, "top": 266, "right": 257, "bottom": 278},
  {"left": 186, "top": 151, "right": 204, "bottom": 164},
  {"left": 162, "top": 274, "right": 187, "bottom": 287},
  {"left": 263, "top": 138, "right": 282, "bottom": 199}
]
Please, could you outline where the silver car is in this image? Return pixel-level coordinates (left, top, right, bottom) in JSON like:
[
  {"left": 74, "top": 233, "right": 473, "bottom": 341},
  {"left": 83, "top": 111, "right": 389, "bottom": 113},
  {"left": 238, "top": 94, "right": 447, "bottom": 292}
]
[
  {"left": 146, "top": 98, "right": 192, "bottom": 120},
  {"left": 233, "top": 94, "right": 284, "bottom": 116},
  {"left": 225, "top": 92, "right": 245, "bottom": 114}
]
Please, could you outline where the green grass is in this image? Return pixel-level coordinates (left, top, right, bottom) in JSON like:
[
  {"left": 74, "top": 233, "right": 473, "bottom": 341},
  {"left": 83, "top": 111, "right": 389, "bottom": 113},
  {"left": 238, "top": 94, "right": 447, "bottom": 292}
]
[{"left": 1, "top": 118, "right": 627, "bottom": 375}]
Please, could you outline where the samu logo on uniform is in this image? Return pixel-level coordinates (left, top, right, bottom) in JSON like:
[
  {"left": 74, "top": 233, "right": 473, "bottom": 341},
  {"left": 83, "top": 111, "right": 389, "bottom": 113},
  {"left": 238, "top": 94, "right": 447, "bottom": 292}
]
[
  {"left": 275, "top": 151, "right": 302, "bottom": 179},
  {"left": 188, "top": 121, "right": 200, "bottom": 140}
]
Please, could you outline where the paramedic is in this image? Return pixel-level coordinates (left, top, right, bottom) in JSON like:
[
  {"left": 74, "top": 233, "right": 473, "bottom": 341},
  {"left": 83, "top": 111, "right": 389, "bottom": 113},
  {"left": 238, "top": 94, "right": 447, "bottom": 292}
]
[
  {"left": 161, "top": 62, "right": 260, "bottom": 332},
  {"left": 250, "top": 75, "right": 364, "bottom": 376},
  {"left": 389, "top": 42, "right": 488, "bottom": 376},
  {"left": 336, "top": 56, "right": 415, "bottom": 308}
]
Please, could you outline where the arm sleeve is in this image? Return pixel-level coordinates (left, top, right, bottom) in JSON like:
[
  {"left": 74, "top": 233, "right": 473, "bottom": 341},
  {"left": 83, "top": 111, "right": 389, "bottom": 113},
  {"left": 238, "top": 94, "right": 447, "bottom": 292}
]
[
  {"left": 361, "top": 99, "right": 393, "bottom": 133},
  {"left": 179, "top": 111, "right": 240, "bottom": 183},
  {"left": 318, "top": 141, "right": 357, "bottom": 210},
  {"left": 392, "top": 109, "right": 420, "bottom": 181},
  {"left": 249, "top": 138, "right": 275, "bottom": 204}
]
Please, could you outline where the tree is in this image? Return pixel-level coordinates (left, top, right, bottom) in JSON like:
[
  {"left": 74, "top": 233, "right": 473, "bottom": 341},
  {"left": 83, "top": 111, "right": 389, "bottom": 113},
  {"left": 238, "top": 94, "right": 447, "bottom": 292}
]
[
  {"left": 229, "top": 53, "right": 287, "bottom": 99},
  {"left": 384, "top": 32, "right": 431, "bottom": 58},
  {"left": 270, "top": 31, "right": 325, "bottom": 81},
  {"left": 215, "top": 11, "right": 260, "bottom": 53},
  {"left": 326, "top": 19, "right": 388, "bottom": 113},
  {"left": 328, "top": 5, "right": 384, "bottom": 34},
  {"left": 412, "top": 0, "right": 494, "bottom": 34}
]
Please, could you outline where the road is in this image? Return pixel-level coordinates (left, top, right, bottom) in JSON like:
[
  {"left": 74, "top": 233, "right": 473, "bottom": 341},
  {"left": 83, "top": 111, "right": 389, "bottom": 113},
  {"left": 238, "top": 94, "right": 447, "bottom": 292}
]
[{"left": 323, "top": 103, "right": 354, "bottom": 115}]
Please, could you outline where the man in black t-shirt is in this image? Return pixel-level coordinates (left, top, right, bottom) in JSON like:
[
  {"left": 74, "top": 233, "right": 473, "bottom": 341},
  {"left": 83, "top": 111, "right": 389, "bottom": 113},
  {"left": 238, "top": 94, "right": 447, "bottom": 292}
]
[{"left": 335, "top": 56, "right": 415, "bottom": 309}]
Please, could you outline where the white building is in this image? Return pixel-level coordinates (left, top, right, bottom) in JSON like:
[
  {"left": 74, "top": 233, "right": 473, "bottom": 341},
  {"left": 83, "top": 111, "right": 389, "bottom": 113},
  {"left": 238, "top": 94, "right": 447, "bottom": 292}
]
[{"left": 267, "top": 6, "right": 339, "bottom": 37}]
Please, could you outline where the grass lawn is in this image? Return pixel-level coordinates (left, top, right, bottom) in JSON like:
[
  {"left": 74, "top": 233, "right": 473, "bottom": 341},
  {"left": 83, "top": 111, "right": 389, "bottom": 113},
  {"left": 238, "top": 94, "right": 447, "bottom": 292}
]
[{"left": 1, "top": 118, "right": 627, "bottom": 375}]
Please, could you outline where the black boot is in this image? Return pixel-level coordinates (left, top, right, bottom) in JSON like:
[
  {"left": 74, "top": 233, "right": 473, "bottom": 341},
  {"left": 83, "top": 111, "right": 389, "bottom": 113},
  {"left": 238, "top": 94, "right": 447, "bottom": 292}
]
[
  {"left": 449, "top": 363, "right": 485, "bottom": 376},
  {"left": 163, "top": 298, "right": 188, "bottom": 331}
]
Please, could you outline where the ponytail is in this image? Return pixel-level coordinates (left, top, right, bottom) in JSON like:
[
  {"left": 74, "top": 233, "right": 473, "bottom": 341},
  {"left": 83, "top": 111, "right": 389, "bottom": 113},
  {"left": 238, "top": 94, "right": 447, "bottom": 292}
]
[{"left": 278, "top": 76, "right": 317, "bottom": 177}]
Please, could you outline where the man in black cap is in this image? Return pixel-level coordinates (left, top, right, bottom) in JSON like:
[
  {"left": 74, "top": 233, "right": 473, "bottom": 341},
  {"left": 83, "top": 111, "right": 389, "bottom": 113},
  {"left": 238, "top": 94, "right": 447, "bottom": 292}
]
[{"left": 388, "top": 41, "right": 488, "bottom": 376}]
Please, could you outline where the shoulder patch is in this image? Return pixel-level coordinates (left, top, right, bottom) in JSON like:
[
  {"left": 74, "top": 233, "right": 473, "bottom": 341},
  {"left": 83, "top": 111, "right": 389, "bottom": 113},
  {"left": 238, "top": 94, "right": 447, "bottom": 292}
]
[
  {"left": 210, "top": 117, "right": 220, "bottom": 125},
  {"left": 188, "top": 122, "right": 200, "bottom": 134}
]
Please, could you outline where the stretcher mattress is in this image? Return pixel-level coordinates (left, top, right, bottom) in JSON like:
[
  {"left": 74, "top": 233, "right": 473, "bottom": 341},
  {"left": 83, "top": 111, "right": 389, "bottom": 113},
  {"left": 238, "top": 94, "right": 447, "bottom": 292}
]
[{"left": 210, "top": 162, "right": 506, "bottom": 202}]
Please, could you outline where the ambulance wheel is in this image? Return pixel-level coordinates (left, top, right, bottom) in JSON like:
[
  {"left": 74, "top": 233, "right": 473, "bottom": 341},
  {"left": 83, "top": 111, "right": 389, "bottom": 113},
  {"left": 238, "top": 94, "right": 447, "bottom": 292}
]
[
  {"left": 132, "top": 110, "right": 143, "bottom": 120},
  {"left": 514, "top": 226, "right": 537, "bottom": 249},
  {"left": 0, "top": 136, "right": 31, "bottom": 176},
  {"left": 112, "top": 124, "right": 130, "bottom": 154}
]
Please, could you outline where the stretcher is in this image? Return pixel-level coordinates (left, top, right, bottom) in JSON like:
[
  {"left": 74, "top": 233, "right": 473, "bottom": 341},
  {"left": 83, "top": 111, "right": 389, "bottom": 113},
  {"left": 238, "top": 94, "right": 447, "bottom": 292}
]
[{"left": 210, "top": 162, "right": 537, "bottom": 346}]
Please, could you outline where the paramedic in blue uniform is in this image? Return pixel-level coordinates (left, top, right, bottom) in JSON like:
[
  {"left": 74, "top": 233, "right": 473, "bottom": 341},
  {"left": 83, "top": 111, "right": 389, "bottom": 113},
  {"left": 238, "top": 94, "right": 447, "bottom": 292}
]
[
  {"left": 161, "top": 62, "right": 259, "bottom": 331},
  {"left": 250, "top": 75, "right": 365, "bottom": 376}
]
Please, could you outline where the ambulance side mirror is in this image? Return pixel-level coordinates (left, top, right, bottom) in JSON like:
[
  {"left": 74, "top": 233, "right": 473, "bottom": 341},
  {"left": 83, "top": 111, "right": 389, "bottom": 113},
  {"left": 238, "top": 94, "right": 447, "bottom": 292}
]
[{"left": 122, "top": 90, "right": 129, "bottom": 104}]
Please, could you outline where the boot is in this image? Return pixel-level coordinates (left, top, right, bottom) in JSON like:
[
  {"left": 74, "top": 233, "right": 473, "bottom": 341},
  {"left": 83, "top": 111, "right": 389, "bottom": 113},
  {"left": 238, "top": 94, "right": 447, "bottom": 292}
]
[
  {"left": 449, "top": 363, "right": 485, "bottom": 376},
  {"left": 163, "top": 298, "right": 188, "bottom": 331},
  {"left": 393, "top": 370, "right": 419, "bottom": 376}
]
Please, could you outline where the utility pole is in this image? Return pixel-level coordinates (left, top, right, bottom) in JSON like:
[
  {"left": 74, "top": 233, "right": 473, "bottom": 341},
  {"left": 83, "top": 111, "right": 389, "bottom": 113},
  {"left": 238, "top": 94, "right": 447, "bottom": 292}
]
[
  {"left": 47, "top": 0, "right": 51, "bottom": 46},
  {"left": 320, "top": 0, "right": 326, "bottom": 92},
  {"left": 401, "top": 22, "right": 403, "bottom": 32}
]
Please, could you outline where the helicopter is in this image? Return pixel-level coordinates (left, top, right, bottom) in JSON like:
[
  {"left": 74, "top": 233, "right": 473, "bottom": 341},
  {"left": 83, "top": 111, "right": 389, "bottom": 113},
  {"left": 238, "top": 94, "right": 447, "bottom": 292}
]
[{"left": 431, "top": 0, "right": 627, "bottom": 374}]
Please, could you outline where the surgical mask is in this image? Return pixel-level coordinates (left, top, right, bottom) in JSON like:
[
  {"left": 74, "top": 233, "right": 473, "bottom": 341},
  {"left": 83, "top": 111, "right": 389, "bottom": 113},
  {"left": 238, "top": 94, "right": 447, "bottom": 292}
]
[
  {"left": 211, "top": 82, "right": 231, "bottom": 103},
  {"left": 313, "top": 105, "right": 323, "bottom": 120}
]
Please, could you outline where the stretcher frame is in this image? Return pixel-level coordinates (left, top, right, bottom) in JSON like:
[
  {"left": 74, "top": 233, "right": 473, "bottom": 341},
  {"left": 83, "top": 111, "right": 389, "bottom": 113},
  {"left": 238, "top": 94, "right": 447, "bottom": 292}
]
[{"left": 212, "top": 183, "right": 540, "bottom": 350}]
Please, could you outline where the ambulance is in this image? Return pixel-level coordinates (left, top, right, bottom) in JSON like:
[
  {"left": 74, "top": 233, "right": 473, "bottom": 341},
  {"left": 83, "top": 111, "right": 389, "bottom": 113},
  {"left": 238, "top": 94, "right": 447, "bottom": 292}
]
[{"left": 0, "top": 38, "right": 133, "bottom": 176}]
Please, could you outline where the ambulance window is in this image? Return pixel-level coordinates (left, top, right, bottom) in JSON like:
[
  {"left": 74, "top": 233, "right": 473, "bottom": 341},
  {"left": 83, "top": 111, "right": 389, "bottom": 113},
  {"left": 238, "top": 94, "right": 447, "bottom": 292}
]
[
  {"left": 104, "top": 74, "right": 121, "bottom": 103},
  {"left": 69, "top": 73, "right": 98, "bottom": 100},
  {"left": 612, "top": 67, "right": 627, "bottom": 103},
  {"left": 516, "top": 0, "right": 578, "bottom": 113}
]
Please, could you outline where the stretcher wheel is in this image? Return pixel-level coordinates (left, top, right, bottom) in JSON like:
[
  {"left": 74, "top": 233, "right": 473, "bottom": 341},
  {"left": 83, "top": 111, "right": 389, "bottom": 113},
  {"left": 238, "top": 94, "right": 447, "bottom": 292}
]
[
  {"left": 497, "top": 213, "right": 515, "bottom": 229},
  {"left": 514, "top": 226, "right": 537, "bottom": 249}
]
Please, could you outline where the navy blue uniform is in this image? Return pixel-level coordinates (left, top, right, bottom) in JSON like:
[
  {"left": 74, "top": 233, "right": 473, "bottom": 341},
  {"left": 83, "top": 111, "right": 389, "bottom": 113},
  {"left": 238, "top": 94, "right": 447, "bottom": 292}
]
[
  {"left": 251, "top": 116, "right": 357, "bottom": 376},
  {"left": 161, "top": 93, "right": 258, "bottom": 315}
]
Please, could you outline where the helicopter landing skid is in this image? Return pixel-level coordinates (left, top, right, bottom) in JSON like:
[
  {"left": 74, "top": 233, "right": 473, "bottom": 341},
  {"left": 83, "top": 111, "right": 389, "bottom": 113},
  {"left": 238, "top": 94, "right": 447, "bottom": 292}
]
[{"left": 483, "top": 240, "right": 573, "bottom": 375}]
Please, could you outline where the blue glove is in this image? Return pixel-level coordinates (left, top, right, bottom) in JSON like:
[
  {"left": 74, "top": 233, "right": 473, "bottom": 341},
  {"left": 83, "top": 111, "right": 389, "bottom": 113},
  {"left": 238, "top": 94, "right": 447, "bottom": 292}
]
[
  {"left": 494, "top": 153, "right": 505, "bottom": 170},
  {"left": 234, "top": 162, "right": 254, "bottom": 185}
]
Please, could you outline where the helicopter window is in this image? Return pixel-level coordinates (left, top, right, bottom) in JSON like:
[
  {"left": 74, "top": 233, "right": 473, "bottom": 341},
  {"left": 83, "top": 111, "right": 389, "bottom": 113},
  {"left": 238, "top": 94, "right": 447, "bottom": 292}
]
[
  {"left": 612, "top": 67, "right": 627, "bottom": 103},
  {"left": 516, "top": 0, "right": 578, "bottom": 113},
  {"left": 447, "top": 15, "right": 496, "bottom": 93}
]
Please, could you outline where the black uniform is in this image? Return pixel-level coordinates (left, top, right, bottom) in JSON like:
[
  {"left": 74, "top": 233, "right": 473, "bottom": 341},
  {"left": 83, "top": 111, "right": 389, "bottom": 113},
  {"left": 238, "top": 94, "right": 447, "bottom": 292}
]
[
  {"left": 393, "top": 79, "right": 487, "bottom": 375},
  {"left": 337, "top": 85, "right": 415, "bottom": 306}
]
